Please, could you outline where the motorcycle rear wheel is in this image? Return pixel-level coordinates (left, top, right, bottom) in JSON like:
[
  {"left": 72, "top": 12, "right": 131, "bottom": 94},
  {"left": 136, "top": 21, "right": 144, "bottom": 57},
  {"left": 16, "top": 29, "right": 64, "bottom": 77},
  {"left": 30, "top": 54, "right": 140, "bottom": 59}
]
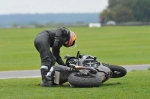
[{"left": 68, "top": 72, "right": 102, "bottom": 87}]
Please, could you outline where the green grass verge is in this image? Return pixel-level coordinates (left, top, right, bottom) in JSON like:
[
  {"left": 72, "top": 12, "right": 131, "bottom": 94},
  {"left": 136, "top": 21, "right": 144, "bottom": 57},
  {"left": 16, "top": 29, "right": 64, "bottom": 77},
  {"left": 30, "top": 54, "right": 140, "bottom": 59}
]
[
  {"left": 0, "top": 71, "right": 150, "bottom": 99},
  {"left": 0, "top": 26, "right": 150, "bottom": 71}
]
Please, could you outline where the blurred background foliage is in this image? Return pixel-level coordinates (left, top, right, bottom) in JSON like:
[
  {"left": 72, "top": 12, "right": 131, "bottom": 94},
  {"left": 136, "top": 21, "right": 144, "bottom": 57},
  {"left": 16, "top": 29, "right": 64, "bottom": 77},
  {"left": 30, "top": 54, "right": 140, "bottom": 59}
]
[{"left": 100, "top": 0, "right": 150, "bottom": 22}]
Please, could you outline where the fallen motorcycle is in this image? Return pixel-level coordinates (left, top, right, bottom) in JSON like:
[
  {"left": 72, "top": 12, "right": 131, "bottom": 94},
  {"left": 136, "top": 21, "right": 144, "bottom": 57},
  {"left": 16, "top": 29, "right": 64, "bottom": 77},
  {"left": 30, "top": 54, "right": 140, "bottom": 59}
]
[{"left": 50, "top": 51, "right": 127, "bottom": 87}]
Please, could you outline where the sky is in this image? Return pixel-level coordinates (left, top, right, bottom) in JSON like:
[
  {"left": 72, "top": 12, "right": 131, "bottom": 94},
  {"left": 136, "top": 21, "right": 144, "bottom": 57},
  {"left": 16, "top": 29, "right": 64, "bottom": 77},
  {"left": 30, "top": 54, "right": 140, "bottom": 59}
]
[{"left": 0, "top": 0, "right": 108, "bottom": 15}]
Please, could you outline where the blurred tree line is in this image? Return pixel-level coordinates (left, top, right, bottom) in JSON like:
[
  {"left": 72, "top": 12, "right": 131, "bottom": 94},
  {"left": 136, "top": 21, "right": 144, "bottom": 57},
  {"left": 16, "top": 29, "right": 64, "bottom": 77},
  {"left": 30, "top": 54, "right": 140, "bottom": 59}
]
[{"left": 100, "top": 0, "right": 150, "bottom": 23}]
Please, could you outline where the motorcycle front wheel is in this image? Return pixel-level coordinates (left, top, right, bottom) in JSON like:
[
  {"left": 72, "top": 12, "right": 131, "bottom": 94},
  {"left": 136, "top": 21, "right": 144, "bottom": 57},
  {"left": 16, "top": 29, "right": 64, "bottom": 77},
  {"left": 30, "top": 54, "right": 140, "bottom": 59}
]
[{"left": 102, "top": 63, "right": 127, "bottom": 78}]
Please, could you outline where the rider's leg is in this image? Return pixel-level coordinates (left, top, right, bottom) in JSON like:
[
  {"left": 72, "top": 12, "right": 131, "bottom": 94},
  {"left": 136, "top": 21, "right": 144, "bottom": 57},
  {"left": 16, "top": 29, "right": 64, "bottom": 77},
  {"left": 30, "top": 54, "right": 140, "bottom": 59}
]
[
  {"left": 45, "top": 51, "right": 56, "bottom": 82},
  {"left": 34, "top": 33, "right": 53, "bottom": 87},
  {"left": 39, "top": 48, "right": 52, "bottom": 86}
]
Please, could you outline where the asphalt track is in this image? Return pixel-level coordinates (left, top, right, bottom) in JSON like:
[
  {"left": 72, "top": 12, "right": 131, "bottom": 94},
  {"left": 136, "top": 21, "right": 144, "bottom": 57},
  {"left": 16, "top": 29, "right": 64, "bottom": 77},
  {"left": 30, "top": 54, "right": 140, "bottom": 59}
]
[{"left": 0, "top": 64, "right": 150, "bottom": 79}]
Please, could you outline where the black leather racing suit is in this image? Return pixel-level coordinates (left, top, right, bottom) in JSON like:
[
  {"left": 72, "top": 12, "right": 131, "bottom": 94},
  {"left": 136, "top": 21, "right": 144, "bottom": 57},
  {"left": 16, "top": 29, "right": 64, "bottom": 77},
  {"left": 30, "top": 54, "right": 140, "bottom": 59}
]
[{"left": 34, "top": 27, "right": 70, "bottom": 68}]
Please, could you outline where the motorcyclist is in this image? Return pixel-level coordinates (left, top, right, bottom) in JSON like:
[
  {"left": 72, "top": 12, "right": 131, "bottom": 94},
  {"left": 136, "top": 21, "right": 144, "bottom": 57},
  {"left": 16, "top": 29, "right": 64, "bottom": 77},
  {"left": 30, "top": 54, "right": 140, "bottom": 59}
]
[{"left": 34, "top": 27, "right": 76, "bottom": 87}]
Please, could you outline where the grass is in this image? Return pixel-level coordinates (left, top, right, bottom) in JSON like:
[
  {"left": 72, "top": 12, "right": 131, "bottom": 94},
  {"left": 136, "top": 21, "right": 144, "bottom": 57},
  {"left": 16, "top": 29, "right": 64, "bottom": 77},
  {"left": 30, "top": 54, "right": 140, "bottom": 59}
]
[
  {"left": 0, "top": 26, "right": 150, "bottom": 71},
  {"left": 0, "top": 70, "right": 150, "bottom": 99}
]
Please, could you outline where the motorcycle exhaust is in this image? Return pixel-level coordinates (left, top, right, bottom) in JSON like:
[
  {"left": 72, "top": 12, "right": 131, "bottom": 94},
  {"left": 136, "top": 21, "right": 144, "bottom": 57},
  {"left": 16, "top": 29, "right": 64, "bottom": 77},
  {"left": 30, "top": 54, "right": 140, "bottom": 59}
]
[{"left": 69, "top": 64, "right": 97, "bottom": 73}]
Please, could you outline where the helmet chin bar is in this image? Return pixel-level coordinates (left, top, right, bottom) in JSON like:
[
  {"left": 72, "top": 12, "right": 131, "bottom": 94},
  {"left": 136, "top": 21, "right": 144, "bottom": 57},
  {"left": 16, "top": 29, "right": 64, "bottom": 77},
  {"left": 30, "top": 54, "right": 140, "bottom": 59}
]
[{"left": 63, "top": 41, "right": 76, "bottom": 48}]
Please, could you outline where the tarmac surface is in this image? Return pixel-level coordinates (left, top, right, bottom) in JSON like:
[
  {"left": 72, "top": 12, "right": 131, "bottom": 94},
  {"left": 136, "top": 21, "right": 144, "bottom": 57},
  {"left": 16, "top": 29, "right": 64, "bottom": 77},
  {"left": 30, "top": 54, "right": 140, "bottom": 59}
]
[{"left": 0, "top": 64, "right": 150, "bottom": 79}]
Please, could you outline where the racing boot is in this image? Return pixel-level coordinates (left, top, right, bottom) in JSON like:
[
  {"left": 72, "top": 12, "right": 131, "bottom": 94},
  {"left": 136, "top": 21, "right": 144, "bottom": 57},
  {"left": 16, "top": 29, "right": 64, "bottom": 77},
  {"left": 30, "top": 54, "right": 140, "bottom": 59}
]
[
  {"left": 45, "top": 67, "right": 54, "bottom": 81},
  {"left": 40, "top": 66, "right": 51, "bottom": 87},
  {"left": 45, "top": 67, "right": 58, "bottom": 86}
]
